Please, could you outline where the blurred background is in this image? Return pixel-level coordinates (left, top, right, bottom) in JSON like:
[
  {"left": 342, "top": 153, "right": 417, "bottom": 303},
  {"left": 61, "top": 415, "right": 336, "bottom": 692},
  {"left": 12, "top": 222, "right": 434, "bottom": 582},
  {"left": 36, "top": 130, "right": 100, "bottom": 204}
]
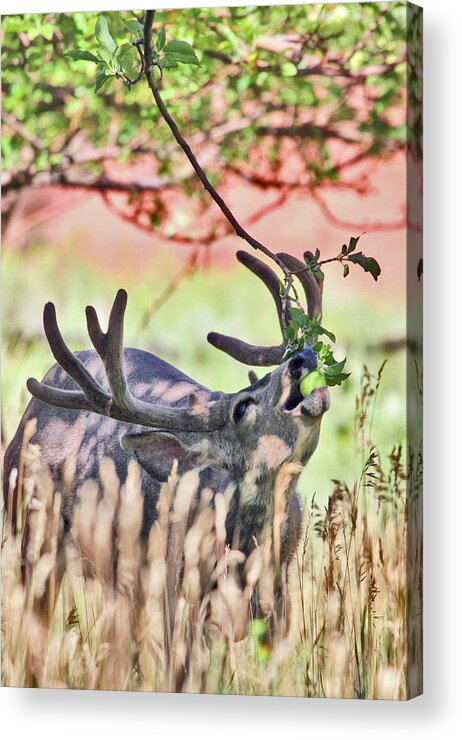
[{"left": 1, "top": 3, "right": 422, "bottom": 504}]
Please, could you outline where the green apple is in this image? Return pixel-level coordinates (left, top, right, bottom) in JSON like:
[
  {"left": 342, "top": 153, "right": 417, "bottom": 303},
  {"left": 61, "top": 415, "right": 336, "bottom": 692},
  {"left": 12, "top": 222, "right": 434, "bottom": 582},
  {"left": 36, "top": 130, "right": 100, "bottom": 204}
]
[{"left": 300, "top": 370, "right": 326, "bottom": 398}]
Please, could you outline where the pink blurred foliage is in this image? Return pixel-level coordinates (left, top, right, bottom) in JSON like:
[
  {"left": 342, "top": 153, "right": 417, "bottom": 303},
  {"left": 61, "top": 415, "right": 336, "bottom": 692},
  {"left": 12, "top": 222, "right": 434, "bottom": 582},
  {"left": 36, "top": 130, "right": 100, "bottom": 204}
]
[{"left": 5, "top": 142, "right": 420, "bottom": 303}]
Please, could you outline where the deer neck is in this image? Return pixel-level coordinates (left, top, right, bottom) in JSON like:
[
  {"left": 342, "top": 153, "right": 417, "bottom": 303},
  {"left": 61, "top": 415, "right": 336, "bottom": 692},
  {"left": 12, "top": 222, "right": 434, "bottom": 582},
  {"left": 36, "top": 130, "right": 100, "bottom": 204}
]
[{"left": 231, "top": 462, "right": 302, "bottom": 556}]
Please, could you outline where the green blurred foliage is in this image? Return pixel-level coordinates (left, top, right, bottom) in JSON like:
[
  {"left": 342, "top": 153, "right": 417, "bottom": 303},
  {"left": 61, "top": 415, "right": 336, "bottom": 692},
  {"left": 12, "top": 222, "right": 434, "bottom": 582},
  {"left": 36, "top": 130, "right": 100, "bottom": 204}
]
[{"left": 2, "top": 4, "right": 409, "bottom": 201}]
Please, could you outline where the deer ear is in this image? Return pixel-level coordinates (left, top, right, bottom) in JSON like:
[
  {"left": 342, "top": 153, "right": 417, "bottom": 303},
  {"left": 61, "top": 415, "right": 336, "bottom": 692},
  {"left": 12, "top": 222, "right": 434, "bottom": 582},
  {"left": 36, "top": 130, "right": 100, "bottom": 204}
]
[{"left": 120, "top": 431, "right": 204, "bottom": 481}]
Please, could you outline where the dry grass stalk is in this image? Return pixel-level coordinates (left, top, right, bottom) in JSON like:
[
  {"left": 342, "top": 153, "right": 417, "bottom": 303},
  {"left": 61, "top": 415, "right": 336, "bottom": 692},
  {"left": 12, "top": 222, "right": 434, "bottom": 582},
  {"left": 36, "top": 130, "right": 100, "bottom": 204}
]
[{"left": 1, "top": 366, "right": 422, "bottom": 697}]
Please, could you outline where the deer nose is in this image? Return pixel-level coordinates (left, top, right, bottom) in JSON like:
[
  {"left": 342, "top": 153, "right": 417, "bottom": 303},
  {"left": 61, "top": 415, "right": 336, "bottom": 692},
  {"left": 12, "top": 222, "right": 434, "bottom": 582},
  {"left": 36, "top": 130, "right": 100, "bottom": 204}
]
[{"left": 288, "top": 347, "right": 317, "bottom": 377}]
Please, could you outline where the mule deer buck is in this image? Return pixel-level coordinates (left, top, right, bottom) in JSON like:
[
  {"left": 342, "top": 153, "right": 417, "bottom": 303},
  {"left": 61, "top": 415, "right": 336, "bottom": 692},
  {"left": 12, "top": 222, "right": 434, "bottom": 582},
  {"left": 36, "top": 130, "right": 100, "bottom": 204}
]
[{"left": 3, "top": 250, "right": 329, "bottom": 631}]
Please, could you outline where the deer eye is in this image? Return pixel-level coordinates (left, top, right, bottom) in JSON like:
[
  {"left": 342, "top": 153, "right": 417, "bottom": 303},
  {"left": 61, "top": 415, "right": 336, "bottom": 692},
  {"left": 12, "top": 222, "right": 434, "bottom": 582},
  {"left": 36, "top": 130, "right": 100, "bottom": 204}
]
[{"left": 232, "top": 398, "right": 256, "bottom": 424}]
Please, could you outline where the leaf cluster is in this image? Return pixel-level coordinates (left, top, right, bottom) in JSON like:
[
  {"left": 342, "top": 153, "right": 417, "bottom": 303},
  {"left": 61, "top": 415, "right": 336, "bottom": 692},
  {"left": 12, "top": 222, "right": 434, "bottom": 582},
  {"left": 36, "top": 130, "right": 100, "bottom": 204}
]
[
  {"left": 283, "top": 308, "right": 350, "bottom": 388},
  {"left": 280, "top": 234, "right": 381, "bottom": 387},
  {"left": 310, "top": 234, "right": 381, "bottom": 282},
  {"left": 2, "top": 4, "right": 408, "bottom": 204},
  {"left": 66, "top": 15, "right": 200, "bottom": 92},
  {"left": 340, "top": 236, "right": 381, "bottom": 282}
]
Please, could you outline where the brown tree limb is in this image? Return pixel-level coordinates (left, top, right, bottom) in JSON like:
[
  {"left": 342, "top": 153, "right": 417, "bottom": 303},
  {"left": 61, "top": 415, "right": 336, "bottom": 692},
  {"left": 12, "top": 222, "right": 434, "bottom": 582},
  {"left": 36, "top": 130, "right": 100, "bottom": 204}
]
[
  {"left": 2, "top": 170, "right": 175, "bottom": 195},
  {"left": 311, "top": 189, "right": 406, "bottom": 232},
  {"left": 99, "top": 179, "right": 291, "bottom": 250},
  {"left": 295, "top": 54, "right": 407, "bottom": 79}
]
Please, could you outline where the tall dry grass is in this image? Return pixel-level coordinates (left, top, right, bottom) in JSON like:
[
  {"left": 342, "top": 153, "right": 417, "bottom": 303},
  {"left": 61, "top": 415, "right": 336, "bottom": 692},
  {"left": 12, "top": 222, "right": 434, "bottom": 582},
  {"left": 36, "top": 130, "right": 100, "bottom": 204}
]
[{"left": 1, "top": 366, "right": 422, "bottom": 698}]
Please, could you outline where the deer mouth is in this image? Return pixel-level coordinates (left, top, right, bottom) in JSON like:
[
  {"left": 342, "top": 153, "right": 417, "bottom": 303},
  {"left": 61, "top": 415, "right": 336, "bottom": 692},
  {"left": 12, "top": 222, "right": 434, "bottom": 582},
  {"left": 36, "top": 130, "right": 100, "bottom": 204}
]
[
  {"left": 284, "top": 380, "right": 330, "bottom": 418},
  {"left": 284, "top": 383, "right": 305, "bottom": 412}
]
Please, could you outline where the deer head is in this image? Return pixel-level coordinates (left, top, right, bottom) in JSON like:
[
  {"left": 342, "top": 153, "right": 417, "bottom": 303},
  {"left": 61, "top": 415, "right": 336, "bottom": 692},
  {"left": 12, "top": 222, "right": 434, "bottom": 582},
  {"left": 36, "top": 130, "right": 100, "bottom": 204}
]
[{"left": 27, "top": 251, "right": 329, "bottom": 548}]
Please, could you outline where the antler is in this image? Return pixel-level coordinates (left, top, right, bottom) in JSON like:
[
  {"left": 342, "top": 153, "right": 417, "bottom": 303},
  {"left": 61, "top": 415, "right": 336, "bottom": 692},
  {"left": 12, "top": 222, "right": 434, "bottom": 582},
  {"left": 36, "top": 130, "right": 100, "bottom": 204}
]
[
  {"left": 276, "top": 251, "right": 323, "bottom": 321},
  {"left": 207, "top": 250, "right": 323, "bottom": 366},
  {"left": 27, "top": 290, "right": 227, "bottom": 432}
]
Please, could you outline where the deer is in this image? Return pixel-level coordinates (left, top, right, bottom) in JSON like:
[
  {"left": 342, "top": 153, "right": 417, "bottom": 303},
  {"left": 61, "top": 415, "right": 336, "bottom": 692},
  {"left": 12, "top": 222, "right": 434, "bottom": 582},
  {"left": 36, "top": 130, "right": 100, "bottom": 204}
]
[{"left": 3, "top": 249, "right": 329, "bottom": 635}]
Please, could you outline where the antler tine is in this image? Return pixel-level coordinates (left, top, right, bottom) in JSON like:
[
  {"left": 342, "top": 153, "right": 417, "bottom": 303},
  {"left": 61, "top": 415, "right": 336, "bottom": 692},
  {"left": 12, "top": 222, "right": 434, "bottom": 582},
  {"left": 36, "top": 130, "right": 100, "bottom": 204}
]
[
  {"left": 41, "top": 302, "right": 112, "bottom": 408},
  {"left": 207, "top": 333, "right": 285, "bottom": 367},
  {"left": 28, "top": 291, "right": 228, "bottom": 432},
  {"left": 86, "top": 289, "right": 132, "bottom": 413},
  {"left": 26, "top": 379, "right": 95, "bottom": 412},
  {"left": 303, "top": 250, "right": 324, "bottom": 317},
  {"left": 276, "top": 252, "right": 323, "bottom": 320},
  {"left": 85, "top": 290, "right": 229, "bottom": 429},
  {"left": 207, "top": 250, "right": 287, "bottom": 366}
]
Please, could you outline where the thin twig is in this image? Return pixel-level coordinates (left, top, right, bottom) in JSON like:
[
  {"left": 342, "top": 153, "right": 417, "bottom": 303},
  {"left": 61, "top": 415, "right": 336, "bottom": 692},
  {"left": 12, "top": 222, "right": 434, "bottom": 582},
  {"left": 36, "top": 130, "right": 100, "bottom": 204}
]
[{"left": 139, "top": 250, "right": 200, "bottom": 330}]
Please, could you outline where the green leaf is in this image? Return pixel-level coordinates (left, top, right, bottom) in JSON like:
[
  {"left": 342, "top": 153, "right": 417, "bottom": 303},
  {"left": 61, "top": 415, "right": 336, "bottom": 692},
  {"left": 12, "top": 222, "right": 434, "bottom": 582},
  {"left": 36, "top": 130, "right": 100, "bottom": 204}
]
[
  {"left": 325, "top": 372, "right": 351, "bottom": 387},
  {"left": 324, "top": 358, "right": 347, "bottom": 376},
  {"left": 314, "top": 248, "right": 320, "bottom": 261},
  {"left": 98, "top": 48, "right": 113, "bottom": 66},
  {"left": 115, "top": 44, "right": 135, "bottom": 74},
  {"left": 115, "top": 43, "right": 132, "bottom": 62},
  {"left": 163, "top": 51, "right": 200, "bottom": 66},
  {"left": 319, "top": 326, "right": 336, "bottom": 343},
  {"left": 343, "top": 263, "right": 350, "bottom": 278},
  {"left": 164, "top": 40, "right": 195, "bottom": 53},
  {"left": 160, "top": 56, "right": 178, "bottom": 69},
  {"left": 156, "top": 27, "right": 166, "bottom": 51},
  {"left": 290, "top": 307, "right": 306, "bottom": 328},
  {"left": 66, "top": 50, "right": 99, "bottom": 63},
  {"left": 307, "top": 335, "right": 350, "bottom": 388},
  {"left": 347, "top": 252, "right": 381, "bottom": 281},
  {"left": 347, "top": 235, "right": 360, "bottom": 253},
  {"left": 283, "top": 324, "right": 297, "bottom": 342},
  {"left": 124, "top": 18, "right": 144, "bottom": 36},
  {"left": 95, "top": 15, "right": 116, "bottom": 57},
  {"left": 163, "top": 39, "right": 200, "bottom": 66},
  {"left": 95, "top": 65, "right": 110, "bottom": 92}
]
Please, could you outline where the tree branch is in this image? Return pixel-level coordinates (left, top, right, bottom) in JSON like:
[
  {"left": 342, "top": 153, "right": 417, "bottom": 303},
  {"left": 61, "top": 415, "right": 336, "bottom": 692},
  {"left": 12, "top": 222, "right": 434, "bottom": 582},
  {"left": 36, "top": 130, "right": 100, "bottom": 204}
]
[
  {"left": 142, "top": 10, "right": 291, "bottom": 280},
  {"left": 311, "top": 189, "right": 406, "bottom": 232},
  {"left": 1, "top": 168, "right": 173, "bottom": 195}
]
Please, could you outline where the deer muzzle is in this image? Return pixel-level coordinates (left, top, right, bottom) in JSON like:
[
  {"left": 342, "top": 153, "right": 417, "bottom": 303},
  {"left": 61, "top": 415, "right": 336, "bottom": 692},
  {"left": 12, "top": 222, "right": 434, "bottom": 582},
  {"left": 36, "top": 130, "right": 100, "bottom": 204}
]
[
  {"left": 283, "top": 348, "right": 330, "bottom": 419},
  {"left": 301, "top": 386, "right": 330, "bottom": 418}
]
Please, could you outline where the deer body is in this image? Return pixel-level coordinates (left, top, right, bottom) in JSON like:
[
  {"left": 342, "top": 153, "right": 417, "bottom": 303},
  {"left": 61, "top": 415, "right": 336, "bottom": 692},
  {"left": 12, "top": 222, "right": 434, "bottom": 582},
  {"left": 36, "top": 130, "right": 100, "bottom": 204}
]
[
  {"left": 3, "top": 250, "right": 329, "bottom": 624},
  {"left": 5, "top": 344, "right": 323, "bottom": 555},
  {"left": 4, "top": 348, "right": 212, "bottom": 534}
]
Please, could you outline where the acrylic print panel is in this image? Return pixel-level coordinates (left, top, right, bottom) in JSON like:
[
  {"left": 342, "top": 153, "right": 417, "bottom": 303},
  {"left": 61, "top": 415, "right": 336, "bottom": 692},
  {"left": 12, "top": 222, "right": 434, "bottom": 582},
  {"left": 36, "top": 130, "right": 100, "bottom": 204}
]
[{"left": 1, "top": 3, "right": 423, "bottom": 698}]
